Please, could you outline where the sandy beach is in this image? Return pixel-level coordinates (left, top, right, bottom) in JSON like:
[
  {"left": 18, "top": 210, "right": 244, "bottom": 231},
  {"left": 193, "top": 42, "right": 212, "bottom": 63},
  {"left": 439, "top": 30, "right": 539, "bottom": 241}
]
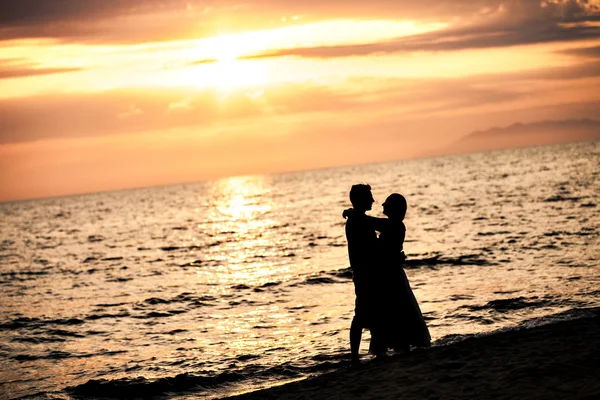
[{"left": 224, "top": 308, "right": 600, "bottom": 400}]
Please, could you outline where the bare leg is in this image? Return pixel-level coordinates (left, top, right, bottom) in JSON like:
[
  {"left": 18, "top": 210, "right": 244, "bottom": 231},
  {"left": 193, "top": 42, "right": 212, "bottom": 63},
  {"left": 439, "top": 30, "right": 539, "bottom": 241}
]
[{"left": 350, "top": 316, "right": 362, "bottom": 363}]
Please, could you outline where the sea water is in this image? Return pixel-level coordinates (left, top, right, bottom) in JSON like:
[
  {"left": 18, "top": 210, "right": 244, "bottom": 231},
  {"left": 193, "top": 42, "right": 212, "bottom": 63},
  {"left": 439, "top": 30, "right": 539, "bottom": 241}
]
[{"left": 1, "top": 141, "right": 598, "bottom": 399}]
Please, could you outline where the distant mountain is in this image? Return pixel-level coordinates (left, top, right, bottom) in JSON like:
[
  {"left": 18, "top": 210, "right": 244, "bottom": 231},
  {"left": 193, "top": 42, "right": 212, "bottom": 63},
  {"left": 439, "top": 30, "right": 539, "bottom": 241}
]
[{"left": 448, "top": 119, "right": 600, "bottom": 154}]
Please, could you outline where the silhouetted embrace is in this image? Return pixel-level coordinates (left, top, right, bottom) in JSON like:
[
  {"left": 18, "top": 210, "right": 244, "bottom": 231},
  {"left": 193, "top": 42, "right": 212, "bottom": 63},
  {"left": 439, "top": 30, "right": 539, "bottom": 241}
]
[{"left": 344, "top": 184, "right": 430, "bottom": 363}]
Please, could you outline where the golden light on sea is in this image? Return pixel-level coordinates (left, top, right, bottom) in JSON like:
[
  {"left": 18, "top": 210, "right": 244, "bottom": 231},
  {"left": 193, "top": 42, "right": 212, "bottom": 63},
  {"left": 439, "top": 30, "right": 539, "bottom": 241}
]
[
  {"left": 213, "top": 175, "right": 273, "bottom": 220},
  {"left": 199, "top": 176, "right": 284, "bottom": 287}
]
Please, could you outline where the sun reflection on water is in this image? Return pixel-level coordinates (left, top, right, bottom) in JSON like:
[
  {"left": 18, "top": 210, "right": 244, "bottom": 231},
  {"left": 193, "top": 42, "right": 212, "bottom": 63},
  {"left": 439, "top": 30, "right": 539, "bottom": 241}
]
[
  {"left": 200, "top": 175, "right": 296, "bottom": 287},
  {"left": 212, "top": 175, "right": 273, "bottom": 223}
]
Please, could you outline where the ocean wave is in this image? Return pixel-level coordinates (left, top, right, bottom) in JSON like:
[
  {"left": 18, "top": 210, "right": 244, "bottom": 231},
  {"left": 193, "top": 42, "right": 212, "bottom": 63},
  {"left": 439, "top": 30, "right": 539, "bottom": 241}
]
[
  {"left": 85, "top": 312, "right": 131, "bottom": 320},
  {"left": 106, "top": 277, "right": 133, "bottom": 283},
  {"left": 543, "top": 230, "right": 596, "bottom": 237},
  {"left": 179, "top": 259, "right": 204, "bottom": 267},
  {"left": 271, "top": 253, "right": 493, "bottom": 291},
  {"left": 405, "top": 254, "right": 495, "bottom": 268},
  {"left": 544, "top": 195, "right": 585, "bottom": 203},
  {"left": 67, "top": 372, "right": 248, "bottom": 398},
  {"left": 304, "top": 277, "right": 340, "bottom": 285},
  {"left": 12, "top": 336, "right": 68, "bottom": 344},
  {"left": 13, "top": 349, "right": 127, "bottom": 362},
  {"left": 461, "top": 295, "right": 587, "bottom": 313},
  {"left": 160, "top": 244, "right": 206, "bottom": 252},
  {"left": 0, "top": 312, "right": 133, "bottom": 331},
  {"left": 0, "top": 269, "right": 50, "bottom": 283},
  {"left": 0, "top": 317, "right": 85, "bottom": 331},
  {"left": 87, "top": 235, "right": 105, "bottom": 242},
  {"left": 235, "top": 254, "right": 494, "bottom": 292},
  {"left": 464, "top": 296, "right": 552, "bottom": 312},
  {"left": 94, "top": 302, "right": 130, "bottom": 308},
  {"left": 435, "top": 306, "right": 600, "bottom": 346},
  {"left": 0, "top": 270, "right": 49, "bottom": 277},
  {"left": 65, "top": 355, "right": 347, "bottom": 399}
]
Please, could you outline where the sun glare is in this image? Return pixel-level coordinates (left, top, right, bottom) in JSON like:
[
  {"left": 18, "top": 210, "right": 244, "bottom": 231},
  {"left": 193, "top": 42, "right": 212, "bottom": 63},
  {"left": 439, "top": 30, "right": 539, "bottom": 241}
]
[
  {"left": 179, "top": 34, "right": 271, "bottom": 90},
  {"left": 0, "top": 19, "right": 448, "bottom": 97},
  {"left": 208, "top": 36, "right": 247, "bottom": 63},
  {"left": 178, "top": 59, "right": 267, "bottom": 91}
]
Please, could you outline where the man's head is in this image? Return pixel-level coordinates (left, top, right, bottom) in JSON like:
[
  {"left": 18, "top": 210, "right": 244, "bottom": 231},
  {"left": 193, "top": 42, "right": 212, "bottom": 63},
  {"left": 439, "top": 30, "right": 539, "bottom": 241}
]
[
  {"left": 382, "top": 193, "right": 407, "bottom": 220},
  {"left": 349, "top": 184, "right": 374, "bottom": 212}
]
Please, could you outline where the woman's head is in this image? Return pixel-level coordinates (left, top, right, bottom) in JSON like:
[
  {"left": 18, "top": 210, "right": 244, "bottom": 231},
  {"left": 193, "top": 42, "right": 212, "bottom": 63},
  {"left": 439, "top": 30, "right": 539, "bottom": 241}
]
[{"left": 382, "top": 193, "right": 407, "bottom": 219}]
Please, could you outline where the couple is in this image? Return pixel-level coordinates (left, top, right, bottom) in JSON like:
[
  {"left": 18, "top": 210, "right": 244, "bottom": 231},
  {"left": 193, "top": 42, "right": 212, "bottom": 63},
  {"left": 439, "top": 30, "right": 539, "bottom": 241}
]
[{"left": 344, "top": 183, "right": 430, "bottom": 363}]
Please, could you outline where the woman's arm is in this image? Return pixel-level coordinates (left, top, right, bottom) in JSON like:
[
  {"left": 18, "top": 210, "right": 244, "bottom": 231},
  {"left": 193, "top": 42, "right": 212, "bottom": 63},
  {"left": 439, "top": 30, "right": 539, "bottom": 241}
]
[
  {"left": 364, "top": 215, "right": 390, "bottom": 232},
  {"left": 343, "top": 208, "right": 390, "bottom": 232}
]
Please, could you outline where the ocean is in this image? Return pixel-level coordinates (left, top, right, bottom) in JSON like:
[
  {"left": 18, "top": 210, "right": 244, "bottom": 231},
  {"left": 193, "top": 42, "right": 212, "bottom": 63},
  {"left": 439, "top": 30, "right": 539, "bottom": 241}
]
[{"left": 1, "top": 141, "right": 598, "bottom": 399}]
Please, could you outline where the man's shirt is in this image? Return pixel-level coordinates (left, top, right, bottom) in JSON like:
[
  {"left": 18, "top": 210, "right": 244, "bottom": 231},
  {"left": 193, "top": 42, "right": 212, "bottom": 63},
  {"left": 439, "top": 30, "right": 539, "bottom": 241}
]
[{"left": 345, "top": 213, "right": 378, "bottom": 294}]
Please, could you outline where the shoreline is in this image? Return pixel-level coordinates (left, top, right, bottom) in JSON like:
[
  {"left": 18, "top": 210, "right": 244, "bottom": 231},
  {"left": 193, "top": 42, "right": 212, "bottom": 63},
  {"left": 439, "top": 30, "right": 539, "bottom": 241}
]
[{"left": 222, "top": 308, "right": 600, "bottom": 400}]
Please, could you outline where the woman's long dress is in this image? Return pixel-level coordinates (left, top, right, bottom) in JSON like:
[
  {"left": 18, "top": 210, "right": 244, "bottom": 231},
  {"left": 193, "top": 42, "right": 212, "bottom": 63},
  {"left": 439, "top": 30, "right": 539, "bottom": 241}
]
[{"left": 378, "top": 221, "right": 431, "bottom": 349}]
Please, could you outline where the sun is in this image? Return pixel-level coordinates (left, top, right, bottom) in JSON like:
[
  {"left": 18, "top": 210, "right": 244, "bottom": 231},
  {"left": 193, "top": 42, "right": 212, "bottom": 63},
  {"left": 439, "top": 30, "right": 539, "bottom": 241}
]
[
  {"left": 182, "top": 33, "right": 269, "bottom": 90},
  {"left": 211, "top": 57, "right": 267, "bottom": 91},
  {"left": 210, "top": 36, "right": 244, "bottom": 63}
]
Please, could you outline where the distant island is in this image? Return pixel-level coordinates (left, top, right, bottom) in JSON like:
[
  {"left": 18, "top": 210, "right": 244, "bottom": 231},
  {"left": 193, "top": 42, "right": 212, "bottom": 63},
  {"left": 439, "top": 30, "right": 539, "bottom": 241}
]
[{"left": 447, "top": 119, "right": 600, "bottom": 154}]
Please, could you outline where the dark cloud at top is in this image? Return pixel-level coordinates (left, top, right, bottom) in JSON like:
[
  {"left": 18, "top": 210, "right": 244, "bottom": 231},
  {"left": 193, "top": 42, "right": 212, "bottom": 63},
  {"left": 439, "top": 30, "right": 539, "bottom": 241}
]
[
  {"left": 0, "top": 0, "right": 229, "bottom": 43},
  {"left": 232, "top": 0, "right": 600, "bottom": 60},
  {"left": 0, "top": 0, "right": 484, "bottom": 28},
  {"left": 0, "top": 0, "right": 214, "bottom": 43},
  {"left": 0, "top": 0, "right": 172, "bottom": 25},
  {"left": 2, "top": 0, "right": 599, "bottom": 44}
]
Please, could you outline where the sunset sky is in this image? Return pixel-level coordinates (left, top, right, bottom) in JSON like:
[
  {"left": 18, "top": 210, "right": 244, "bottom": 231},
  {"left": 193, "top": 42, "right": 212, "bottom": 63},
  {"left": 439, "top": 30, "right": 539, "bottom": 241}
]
[{"left": 1, "top": 0, "right": 600, "bottom": 201}]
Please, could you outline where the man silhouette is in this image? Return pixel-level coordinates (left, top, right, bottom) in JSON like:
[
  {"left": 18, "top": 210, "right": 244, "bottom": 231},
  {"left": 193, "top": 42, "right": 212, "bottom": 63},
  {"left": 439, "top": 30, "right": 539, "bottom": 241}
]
[{"left": 344, "top": 183, "right": 384, "bottom": 363}]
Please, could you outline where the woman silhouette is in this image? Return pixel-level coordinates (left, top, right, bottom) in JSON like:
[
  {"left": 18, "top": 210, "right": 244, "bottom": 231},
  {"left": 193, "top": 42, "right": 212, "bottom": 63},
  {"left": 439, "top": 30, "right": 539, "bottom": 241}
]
[{"left": 377, "top": 193, "right": 430, "bottom": 351}]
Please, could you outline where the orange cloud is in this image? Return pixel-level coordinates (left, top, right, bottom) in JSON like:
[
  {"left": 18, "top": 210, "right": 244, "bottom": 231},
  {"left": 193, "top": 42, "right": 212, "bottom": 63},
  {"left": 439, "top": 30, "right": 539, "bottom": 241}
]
[{"left": 0, "top": 59, "right": 84, "bottom": 79}]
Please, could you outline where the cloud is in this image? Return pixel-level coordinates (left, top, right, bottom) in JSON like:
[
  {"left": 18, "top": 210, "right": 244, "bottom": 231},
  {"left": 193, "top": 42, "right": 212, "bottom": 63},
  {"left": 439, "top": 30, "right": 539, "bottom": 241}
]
[
  {"left": 0, "top": 84, "right": 375, "bottom": 144},
  {"left": 0, "top": 1, "right": 181, "bottom": 28},
  {"left": 0, "top": 85, "right": 360, "bottom": 144},
  {"left": 0, "top": 59, "right": 83, "bottom": 79},
  {"left": 0, "top": 0, "right": 319, "bottom": 43},
  {"left": 562, "top": 44, "right": 600, "bottom": 58},
  {"left": 0, "top": 66, "right": 83, "bottom": 79},
  {"left": 0, "top": 1, "right": 465, "bottom": 31},
  {"left": 168, "top": 97, "right": 194, "bottom": 111},
  {"left": 0, "top": 1, "right": 239, "bottom": 43},
  {"left": 190, "top": 58, "right": 219, "bottom": 65},
  {"left": 117, "top": 104, "right": 143, "bottom": 118},
  {"left": 2, "top": 57, "right": 600, "bottom": 145},
  {"left": 491, "top": 59, "right": 600, "bottom": 80},
  {"left": 238, "top": 6, "right": 600, "bottom": 61},
  {"left": 2, "top": 1, "right": 599, "bottom": 44}
]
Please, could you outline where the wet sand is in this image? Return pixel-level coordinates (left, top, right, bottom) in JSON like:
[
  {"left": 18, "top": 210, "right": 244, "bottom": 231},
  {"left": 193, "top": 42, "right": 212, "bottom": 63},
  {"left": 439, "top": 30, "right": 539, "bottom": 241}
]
[{"left": 224, "top": 308, "right": 600, "bottom": 400}]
